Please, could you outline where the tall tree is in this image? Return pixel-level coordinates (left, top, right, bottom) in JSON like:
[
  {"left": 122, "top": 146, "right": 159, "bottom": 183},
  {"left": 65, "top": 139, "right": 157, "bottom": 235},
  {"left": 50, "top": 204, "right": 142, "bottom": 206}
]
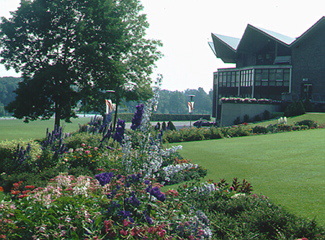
[{"left": 1, "top": 0, "right": 161, "bottom": 126}]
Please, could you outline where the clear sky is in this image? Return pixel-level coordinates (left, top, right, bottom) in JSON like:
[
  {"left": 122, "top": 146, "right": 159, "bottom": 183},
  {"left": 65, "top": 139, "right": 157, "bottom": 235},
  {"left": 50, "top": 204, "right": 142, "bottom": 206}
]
[{"left": 0, "top": 0, "right": 324, "bottom": 92}]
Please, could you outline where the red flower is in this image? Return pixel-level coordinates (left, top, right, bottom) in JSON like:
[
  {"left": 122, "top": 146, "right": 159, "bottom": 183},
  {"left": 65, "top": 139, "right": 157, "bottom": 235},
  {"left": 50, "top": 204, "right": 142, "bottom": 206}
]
[
  {"left": 120, "top": 229, "right": 129, "bottom": 236},
  {"left": 123, "top": 219, "right": 132, "bottom": 227},
  {"left": 11, "top": 190, "right": 20, "bottom": 195},
  {"left": 18, "top": 194, "right": 29, "bottom": 198},
  {"left": 166, "top": 189, "right": 179, "bottom": 197},
  {"left": 104, "top": 220, "right": 114, "bottom": 233},
  {"left": 157, "top": 229, "right": 166, "bottom": 237},
  {"left": 25, "top": 185, "right": 35, "bottom": 189}
]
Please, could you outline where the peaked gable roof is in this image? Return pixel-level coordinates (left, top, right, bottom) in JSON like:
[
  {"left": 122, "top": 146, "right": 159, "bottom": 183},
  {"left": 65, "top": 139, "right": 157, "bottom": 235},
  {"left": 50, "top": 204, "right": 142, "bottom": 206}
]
[
  {"left": 292, "top": 16, "right": 325, "bottom": 46},
  {"left": 252, "top": 26, "right": 295, "bottom": 45},
  {"left": 212, "top": 34, "right": 241, "bottom": 50},
  {"left": 209, "top": 16, "right": 324, "bottom": 63}
]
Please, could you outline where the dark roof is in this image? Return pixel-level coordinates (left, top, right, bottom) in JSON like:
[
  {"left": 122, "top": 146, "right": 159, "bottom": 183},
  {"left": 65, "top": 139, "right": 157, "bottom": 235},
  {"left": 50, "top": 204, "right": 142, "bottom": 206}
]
[{"left": 210, "top": 16, "right": 325, "bottom": 63}]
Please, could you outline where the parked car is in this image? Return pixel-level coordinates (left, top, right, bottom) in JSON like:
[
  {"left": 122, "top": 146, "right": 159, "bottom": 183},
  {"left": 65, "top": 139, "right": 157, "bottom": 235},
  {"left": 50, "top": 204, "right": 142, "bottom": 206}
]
[{"left": 193, "top": 119, "right": 217, "bottom": 128}]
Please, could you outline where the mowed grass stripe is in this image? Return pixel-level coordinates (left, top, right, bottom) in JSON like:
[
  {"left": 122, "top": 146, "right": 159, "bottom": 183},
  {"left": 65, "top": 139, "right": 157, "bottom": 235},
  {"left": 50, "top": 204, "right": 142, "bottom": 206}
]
[
  {"left": 172, "top": 129, "right": 325, "bottom": 225},
  {"left": 0, "top": 117, "right": 92, "bottom": 141}
]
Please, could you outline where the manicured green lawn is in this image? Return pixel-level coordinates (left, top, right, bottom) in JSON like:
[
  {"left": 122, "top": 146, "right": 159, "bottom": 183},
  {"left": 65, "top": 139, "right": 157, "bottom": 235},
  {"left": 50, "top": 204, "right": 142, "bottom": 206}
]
[
  {"left": 171, "top": 129, "right": 325, "bottom": 225},
  {"left": 0, "top": 117, "right": 92, "bottom": 141},
  {"left": 250, "top": 112, "right": 325, "bottom": 126}
]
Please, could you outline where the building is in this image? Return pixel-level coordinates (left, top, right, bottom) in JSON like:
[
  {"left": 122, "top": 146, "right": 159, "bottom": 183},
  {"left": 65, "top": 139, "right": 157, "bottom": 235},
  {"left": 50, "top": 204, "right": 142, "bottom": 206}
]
[{"left": 209, "top": 16, "right": 325, "bottom": 118}]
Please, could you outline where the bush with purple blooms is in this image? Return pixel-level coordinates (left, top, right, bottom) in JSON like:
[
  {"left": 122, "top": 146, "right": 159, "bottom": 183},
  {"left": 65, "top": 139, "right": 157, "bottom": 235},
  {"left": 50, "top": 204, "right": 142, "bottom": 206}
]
[
  {"left": 131, "top": 104, "right": 144, "bottom": 130},
  {"left": 113, "top": 119, "right": 125, "bottom": 144}
]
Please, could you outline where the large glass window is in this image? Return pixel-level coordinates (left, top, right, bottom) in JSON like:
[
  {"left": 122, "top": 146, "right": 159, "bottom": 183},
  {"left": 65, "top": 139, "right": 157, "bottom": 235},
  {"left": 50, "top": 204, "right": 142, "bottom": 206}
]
[
  {"left": 269, "top": 69, "right": 276, "bottom": 86},
  {"left": 276, "top": 69, "right": 283, "bottom": 86},
  {"left": 231, "top": 73, "right": 236, "bottom": 87},
  {"left": 283, "top": 69, "right": 290, "bottom": 86},
  {"left": 236, "top": 72, "right": 240, "bottom": 87}
]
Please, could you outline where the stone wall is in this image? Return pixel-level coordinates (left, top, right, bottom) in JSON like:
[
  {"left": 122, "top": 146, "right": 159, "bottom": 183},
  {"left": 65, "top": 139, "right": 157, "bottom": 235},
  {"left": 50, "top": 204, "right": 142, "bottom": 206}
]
[{"left": 220, "top": 103, "right": 281, "bottom": 126}]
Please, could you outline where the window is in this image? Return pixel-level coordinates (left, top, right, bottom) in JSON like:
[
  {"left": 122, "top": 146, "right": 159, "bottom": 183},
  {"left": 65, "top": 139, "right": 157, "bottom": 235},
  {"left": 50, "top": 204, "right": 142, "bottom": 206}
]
[
  {"left": 269, "top": 69, "right": 276, "bottom": 86},
  {"left": 276, "top": 69, "right": 283, "bottom": 81},
  {"left": 236, "top": 72, "right": 240, "bottom": 87},
  {"left": 226, "top": 72, "right": 232, "bottom": 87},
  {"left": 283, "top": 69, "right": 290, "bottom": 86},
  {"left": 262, "top": 70, "right": 268, "bottom": 81},
  {"left": 231, "top": 73, "right": 236, "bottom": 87}
]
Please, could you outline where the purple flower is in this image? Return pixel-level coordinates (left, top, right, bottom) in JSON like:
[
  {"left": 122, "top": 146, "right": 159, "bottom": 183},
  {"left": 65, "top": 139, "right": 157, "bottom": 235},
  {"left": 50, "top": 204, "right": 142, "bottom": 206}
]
[
  {"left": 119, "top": 210, "right": 132, "bottom": 219},
  {"left": 131, "top": 104, "right": 144, "bottom": 130},
  {"left": 95, "top": 172, "right": 114, "bottom": 186},
  {"left": 146, "top": 186, "right": 166, "bottom": 202},
  {"left": 143, "top": 212, "right": 154, "bottom": 225},
  {"left": 113, "top": 119, "right": 125, "bottom": 144},
  {"left": 125, "top": 192, "right": 141, "bottom": 207}
]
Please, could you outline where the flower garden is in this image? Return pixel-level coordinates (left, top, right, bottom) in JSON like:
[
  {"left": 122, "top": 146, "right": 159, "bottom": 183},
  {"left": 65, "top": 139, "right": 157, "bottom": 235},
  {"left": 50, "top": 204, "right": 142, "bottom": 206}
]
[{"left": 0, "top": 95, "right": 324, "bottom": 239}]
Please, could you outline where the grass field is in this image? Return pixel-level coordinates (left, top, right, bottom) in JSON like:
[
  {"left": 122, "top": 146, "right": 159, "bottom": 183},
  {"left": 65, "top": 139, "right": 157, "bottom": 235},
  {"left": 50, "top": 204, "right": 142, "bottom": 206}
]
[
  {"left": 0, "top": 117, "right": 93, "bottom": 141},
  {"left": 170, "top": 129, "right": 325, "bottom": 225},
  {"left": 250, "top": 112, "right": 325, "bottom": 127}
]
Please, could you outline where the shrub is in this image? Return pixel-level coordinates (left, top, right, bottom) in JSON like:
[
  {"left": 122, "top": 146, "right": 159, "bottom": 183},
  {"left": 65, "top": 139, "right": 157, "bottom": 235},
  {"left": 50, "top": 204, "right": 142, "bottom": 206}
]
[
  {"left": 277, "top": 124, "right": 292, "bottom": 132},
  {"left": 167, "top": 121, "right": 176, "bottom": 131},
  {"left": 233, "top": 116, "right": 241, "bottom": 125},
  {"left": 295, "top": 119, "right": 318, "bottom": 128},
  {"left": 243, "top": 114, "right": 250, "bottom": 123},
  {"left": 252, "top": 125, "right": 268, "bottom": 134},
  {"left": 284, "top": 101, "right": 305, "bottom": 117},
  {"left": 207, "top": 195, "right": 324, "bottom": 239},
  {"left": 157, "top": 162, "right": 207, "bottom": 185},
  {"left": 65, "top": 132, "right": 102, "bottom": 149},
  {"left": 207, "top": 127, "right": 224, "bottom": 139},
  {"left": 0, "top": 140, "right": 42, "bottom": 174},
  {"left": 263, "top": 110, "right": 271, "bottom": 120},
  {"left": 221, "top": 126, "right": 251, "bottom": 138},
  {"left": 254, "top": 114, "right": 262, "bottom": 122}
]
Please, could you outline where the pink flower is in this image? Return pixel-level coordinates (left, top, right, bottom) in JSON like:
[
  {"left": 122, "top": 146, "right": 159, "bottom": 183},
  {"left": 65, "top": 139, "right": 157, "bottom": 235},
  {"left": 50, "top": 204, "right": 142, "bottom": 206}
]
[
  {"left": 120, "top": 229, "right": 129, "bottom": 236},
  {"left": 123, "top": 219, "right": 132, "bottom": 227},
  {"left": 157, "top": 229, "right": 166, "bottom": 237},
  {"left": 84, "top": 150, "right": 91, "bottom": 154}
]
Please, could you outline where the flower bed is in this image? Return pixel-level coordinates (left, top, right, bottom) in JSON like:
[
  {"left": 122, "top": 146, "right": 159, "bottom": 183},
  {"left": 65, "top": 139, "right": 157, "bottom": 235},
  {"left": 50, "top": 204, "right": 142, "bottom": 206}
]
[
  {"left": 0, "top": 95, "right": 324, "bottom": 239},
  {"left": 220, "top": 97, "right": 282, "bottom": 104}
]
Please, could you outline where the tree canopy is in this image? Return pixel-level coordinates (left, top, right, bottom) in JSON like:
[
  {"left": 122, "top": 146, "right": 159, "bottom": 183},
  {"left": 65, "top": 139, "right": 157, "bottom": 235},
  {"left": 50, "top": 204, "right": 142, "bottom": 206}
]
[{"left": 0, "top": 0, "right": 162, "bottom": 126}]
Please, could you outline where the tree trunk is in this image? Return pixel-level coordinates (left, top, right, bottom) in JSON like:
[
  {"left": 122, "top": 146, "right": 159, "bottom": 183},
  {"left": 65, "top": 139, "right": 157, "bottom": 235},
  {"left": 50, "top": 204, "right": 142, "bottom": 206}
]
[
  {"left": 113, "top": 101, "right": 119, "bottom": 130},
  {"left": 54, "top": 102, "right": 61, "bottom": 127}
]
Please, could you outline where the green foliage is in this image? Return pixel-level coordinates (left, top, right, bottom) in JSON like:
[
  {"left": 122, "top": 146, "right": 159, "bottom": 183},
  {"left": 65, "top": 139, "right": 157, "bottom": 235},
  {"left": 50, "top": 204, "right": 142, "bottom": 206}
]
[
  {"left": 221, "top": 126, "right": 251, "bottom": 138},
  {"left": 252, "top": 125, "right": 268, "bottom": 134},
  {"left": 243, "top": 114, "right": 250, "bottom": 122},
  {"left": 156, "top": 88, "right": 212, "bottom": 115},
  {"left": 284, "top": 101, "right": 306, "bottom": 117},
  {"left": 1, "top": 0, "right": 161, "bottom": 126},
  {"left": 254, "top": 114, "right": 262, "bottom": 122},
  {"left": 0, "top": 140, "right": 42, "bottom": 174},
  {"left": 64, "top": 132, "right": 102, "bottom": 149},
  {"left": 167, "top": 121, "right": 176, "bottom": 131},
  {"left": 295, "top": 119, "right": 318, "bottom": 128},
  {"left": 263, "top": 110, "right": 272, "bottom": 120},
  {"left": 234, "top": 116, "right": 241, "bottom": 125},
  {"left": 205, "top": 194, "right": 324, "bottom": 239}
]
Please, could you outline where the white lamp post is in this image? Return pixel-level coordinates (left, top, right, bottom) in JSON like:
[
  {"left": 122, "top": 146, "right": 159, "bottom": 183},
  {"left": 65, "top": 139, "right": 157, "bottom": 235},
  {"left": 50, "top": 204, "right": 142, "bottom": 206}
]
[{"left": 188, "top": 95, "right": 195, "bottom": 127}]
